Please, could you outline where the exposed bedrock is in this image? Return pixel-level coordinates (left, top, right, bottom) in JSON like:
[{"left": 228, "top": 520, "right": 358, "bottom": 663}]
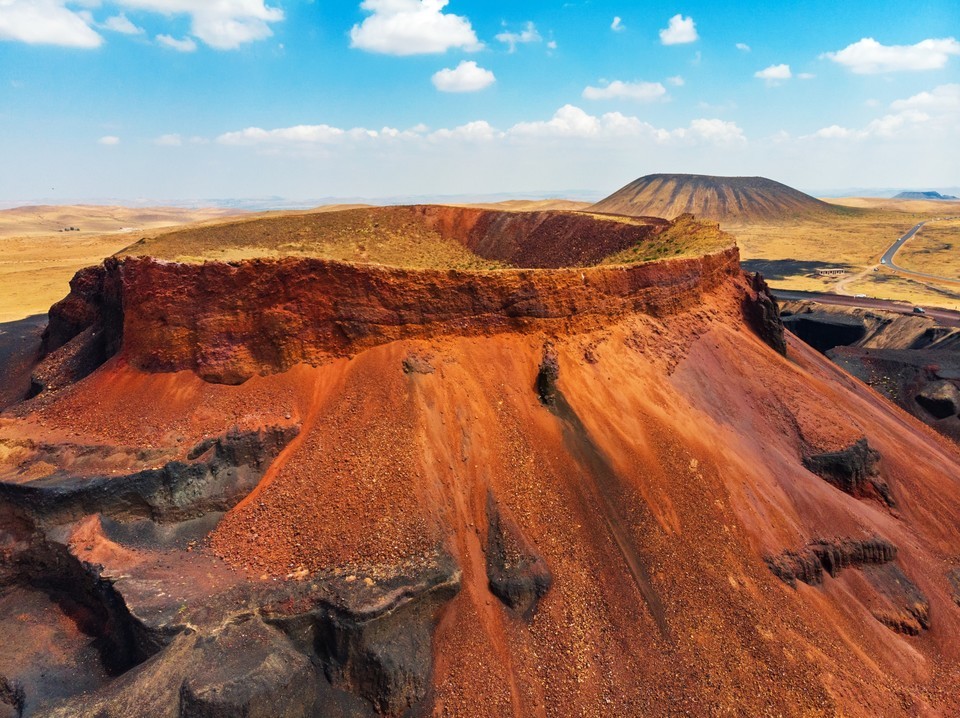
[
  {"left": 38, "top": 248, "right": 740, "bottom": 385},
  {"left": 863, "top": 564, "right": 931, "bottom": 636},
  {"left": 802, "top": 438, "right": 893, "bottom": 506},
  {"left": 0, "top": 675, "right": 24, "bottom": 718},
  {"left": 916, "top": 380, "right": 960, "bottom": 420},
  {"left": 742, "top": 272, "right": 787, "bottom": 355},
  {"left": 766, "top": 537, "right": 897, "bottom": 587},
  {"left": 535, "top": 342, "right": 560, "bottom": 407},
  {"left": 0, "top": 426, "right": 298, "bottom": 526},
  {"left": 781, "top": 312, "right": 867, "bottom": 354},
  {"left": 265, "top": 553, "right": 461, "bottom": 716},
  {"left": 485, "top": 492, "right": 553, "bottom": 619}
]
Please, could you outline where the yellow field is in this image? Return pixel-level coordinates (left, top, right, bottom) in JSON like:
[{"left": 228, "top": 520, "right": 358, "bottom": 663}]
[
  {"left": 731, "top": 202, "right": 960, "bottom": 309},
  {"left": 895, "top": 219, "right": 960, "bottom": 280},
  {"left": 0, "top": 206, "right": 244, "bottom": 323}
]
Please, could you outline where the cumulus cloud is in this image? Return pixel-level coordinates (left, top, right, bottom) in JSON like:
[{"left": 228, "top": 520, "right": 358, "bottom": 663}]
[
  {"left": 755, "top": 63, "right": 791, "bottom": 83},
  {"left": 659, "top": 14, "right": 697, "bottom": 45},
  {"left": 736, "top": 42, "right": 750, "bottom": 52},
  {"left": 98, "top": 135, "right": 120, "bottom": 145},
  {"left": 0, "top": 0, "right": 282, "bottom": 50},
  {"left": 118, "top": 0, "right": 283, "bottom": 49},
  {"left": 432, "top": 60, "right": 495, "bottom": 92},
  {"left": 154, "top": 133, "right": 183, "bottom": 146},
  {"left": 350, "top": 0, "right": 481, "bottom": 56},
  {"left": 797, "top": 72, "right": 815, "bottom": 80},
  {"left": 823, "top": 37, "right": 960, "bottom": 74},
  {"left": 582, "top": 80, "right": 667, "bottom": 102},
  {"left": 216, "top": 105, "right": 746, "bottom": 151},
  {"left": 611, "top": 16, "right": 624, "bottom": 32},
  {"left": 495, "top": 21, "right": 541, "bottom": 52},
  {"left": 0, "top": 0, "right": 102, "bottom": 48},
  {"left": 809, "top": 84, "right": 959, "bottom": 141},
  {"left": 103, "top": 13, "right": 144, "bottom": 35},
  {"left": 891, "top": 83, "right": 960, "bottom": 112},
  {"left": 157, "top": 34, "right": 196, "bottom": 52},
  {"left": 429, "top": 120, "right": 499, "bottom": 141},
  {"left": 667, "top": 75, "right": 684, "bottom": 86}
]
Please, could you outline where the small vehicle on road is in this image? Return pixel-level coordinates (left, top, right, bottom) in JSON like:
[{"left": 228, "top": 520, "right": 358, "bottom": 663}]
[
  {"left": 854, "top": 293, "right": 866, "bottom": 298},
  {"left": 913, "top": 307, "right": 926, "bottom": 314}
]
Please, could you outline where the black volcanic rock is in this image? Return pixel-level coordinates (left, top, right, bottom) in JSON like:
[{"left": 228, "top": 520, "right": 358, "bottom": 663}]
[
  {"left": 743, "top": 272, "right": 787, "bottom": 355},
  {"left": 766, "top": 537, "right": 897, "bottom": 587},
  {"left": 485, "top": 492, "right": 553, "bottom": 618},
  {"left": 802, "top": 438, "right": 892, "bottom": 505}
]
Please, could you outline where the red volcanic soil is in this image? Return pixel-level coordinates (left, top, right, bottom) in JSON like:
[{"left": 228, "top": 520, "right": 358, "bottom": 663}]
[{"left": 3, "top": 207, "right": 960, "bottom": 717}]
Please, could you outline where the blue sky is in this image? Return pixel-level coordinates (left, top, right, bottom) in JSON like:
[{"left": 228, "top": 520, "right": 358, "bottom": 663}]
[{"left": 0, "top": 0, "right": 958, "bottom": 202}]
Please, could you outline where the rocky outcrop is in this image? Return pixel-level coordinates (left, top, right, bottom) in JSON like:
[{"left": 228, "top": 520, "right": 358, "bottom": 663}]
[
  {"left": 916, "top": 380, "right": 960, "bottom": 420},
  {"left": 37, "top": 247, "right": 740, "bottom": 386},
  {"left": 743, "top": 272, "right": 787, "bottom": 355},
  {"left": 863, "top": 564, "right": 930, "bottom": 635},
  {"left": 0, "top": 426, "right": 298, "bottom": 525},
  {"left": 265, "top": 554, "right": 461, "bottom": 716},
  {"left": 781, "top": 312, "right": 868, "bottom": 354},
  {"left": 766, "top": 537, "right": 897, "bottom": 587},
  {"left": 802, "top": 439, "right": 892, "bottom": 505},
  {"left": 535, "top": 342, "right": 560, "bottom": 407},
  {"left": 485, "top": 493, "right": 553, "bottom": 619},
  {"left": 0, "top": 675, "right": 24, "bottom": 718}
]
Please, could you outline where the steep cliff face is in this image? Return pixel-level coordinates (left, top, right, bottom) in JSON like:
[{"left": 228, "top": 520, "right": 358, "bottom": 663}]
[{"left": 38, "top": 247, "right": 742, "bottom": 385}]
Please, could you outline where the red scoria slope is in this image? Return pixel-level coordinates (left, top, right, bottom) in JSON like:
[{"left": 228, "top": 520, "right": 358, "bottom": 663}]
[{"left": 2, "top": 206, "right": 960, "bottom": 717}]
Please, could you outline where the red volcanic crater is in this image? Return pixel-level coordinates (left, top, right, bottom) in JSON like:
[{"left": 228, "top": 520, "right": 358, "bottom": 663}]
[{"left": 1, "top": 206, "right": 960, "bottom": 717}]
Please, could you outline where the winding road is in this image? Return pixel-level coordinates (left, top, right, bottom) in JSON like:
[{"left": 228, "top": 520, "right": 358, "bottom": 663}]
[{"left": 878, "top": 218, "right": 960, "bottom": 285}]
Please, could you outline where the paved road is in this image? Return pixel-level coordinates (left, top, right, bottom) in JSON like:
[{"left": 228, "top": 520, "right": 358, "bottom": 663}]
[
  {"left": 773, "top": 289, "right": 960, "bottom": 328},
  {"left": 878, "top": 217, "right": 960, "bottom": 285}
]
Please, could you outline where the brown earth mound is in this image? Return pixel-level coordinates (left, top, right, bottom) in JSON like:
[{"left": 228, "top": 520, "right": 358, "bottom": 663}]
[
  {"left": 591, "top": 173, "right": 847, "bottom": 223},
  {"left": 2, "top": 206, "right": 960, "bottom": 717}
]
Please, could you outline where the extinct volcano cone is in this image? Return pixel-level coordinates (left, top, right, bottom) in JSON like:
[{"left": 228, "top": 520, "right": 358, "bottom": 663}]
[
  {"left": 2, "top": 206, "right": 960, "bottom": 717},
  {"left": 591, "top": 173, "right": 840, "bottom": 223}
]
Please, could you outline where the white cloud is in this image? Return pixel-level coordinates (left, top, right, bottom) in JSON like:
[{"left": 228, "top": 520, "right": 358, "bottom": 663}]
[
  {"left": 103, "top": 13, "right": 144, "bottom": 35},
  {"left": 891, "top": 83, "right": 960, "bottom": 112},
  {"left": 98, "top": 135, "right": 120, "bottom": 145},
  {"left": 217, "top": 106, "right": 746, "bottom": 151},
  {"left": 797, "top": 72, "right": 815, "bottom": 80},
  {"left": 684, "top": 118, "right": 746, "bottom": 145},
  {"left": 157, "top": 34, "right": 196, "bottom": 52},
  {"left": 667, "top": 75, "right": 684, "bottom": 86},
  {"left": 611, "top": 16, "right": 624, "bottom": 32},
  {"left": 755, "top": 63, "right": 791, "bottom": 82},
  {"left": 429, "top": 120, "right": 499, "bottom": 141},
  {"left": 659, "top": 14, "right": 697, "bottom": 45},
  {"left": 0, "top": 0, "right": 282, "bottom": 50},
  {"left": 154, "top": 133, "right": 183, "bottom": 146},
  {"left": 546, "top": 39, "right": 557, "bottom": 50},
  {"left": 218, "top": 125, "right": 347, "bottom": 146},
  {"left": 823, "top": 37, "right": 960, "bottom": 74},
  {"left": 432, "top": 60, "right": 495, "bottom": 92},
  {"left": 117, "top": 0, "right": 283, "bottom": 49},
  {"left": 350, "top": 0, "right": 481, "bottom": 56},
  {"left": 496, "top": 21, "right": 541, "bottom": 52},
  {"left": 736, "top": 42, "right": 750, "bottom": 52},
  {"left": 582, "top": 80, "right": 667, "bottom": 102},
  {"left": 808, "top": 84, "right": 959, "bottom": 141},
  {"left": 0, "top": 0, "right": 102, "bottom": 48}
]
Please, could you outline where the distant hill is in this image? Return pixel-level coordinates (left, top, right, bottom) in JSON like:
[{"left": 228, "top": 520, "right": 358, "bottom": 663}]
[
  {"left": 590, "top": 174, "right": 843, "bottom": 223},
  {"left": 893, "top": 191, "right": 958, "bottom": 200}
]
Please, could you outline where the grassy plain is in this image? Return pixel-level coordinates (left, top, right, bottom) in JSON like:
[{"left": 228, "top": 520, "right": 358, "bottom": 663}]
[
  {"left": 0, "top": 205, "right": 242, "bottom": 322},
  {"left": 732, "top": 198, "right": 960, "bottom": 309}
]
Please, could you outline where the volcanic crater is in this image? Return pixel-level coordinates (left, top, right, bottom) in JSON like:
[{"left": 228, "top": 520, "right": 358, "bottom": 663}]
[{"left": 2, "top": 205, "right": 960, "bottom": 717}]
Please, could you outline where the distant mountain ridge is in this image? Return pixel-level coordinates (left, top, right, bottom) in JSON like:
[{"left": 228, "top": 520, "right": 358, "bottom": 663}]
[
  {"left": 590, "top": 173, "right": 845, "bottom": 223},
  {"left": 893, "top": 191, "right": 958, "bottom": 201}
]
